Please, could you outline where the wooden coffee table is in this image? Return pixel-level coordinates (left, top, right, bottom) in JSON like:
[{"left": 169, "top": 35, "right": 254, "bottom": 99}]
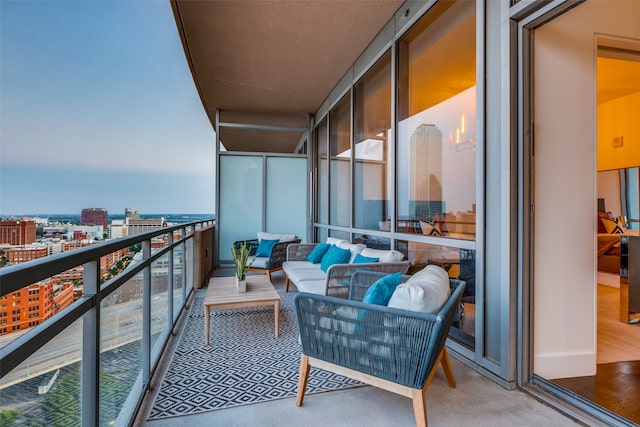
[{"left": 203, "top": 274, "right": 280, "bottom": 345}]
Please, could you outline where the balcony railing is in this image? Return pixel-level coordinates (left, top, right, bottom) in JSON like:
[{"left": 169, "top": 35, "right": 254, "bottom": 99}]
[{"left": 0, "top": 219, "right": 214, "bottom": 426}]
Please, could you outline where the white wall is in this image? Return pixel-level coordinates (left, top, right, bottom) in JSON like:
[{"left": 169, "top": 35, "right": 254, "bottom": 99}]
[{"left": 533, "top": 0, "right": 640, "bottom": 379}]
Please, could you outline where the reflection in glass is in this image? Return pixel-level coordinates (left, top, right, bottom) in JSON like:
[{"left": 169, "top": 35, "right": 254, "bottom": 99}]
[
  {"left": 397, "top": 0, "right": 476, "bottom": 241},
  {"left": 353, "top": 233, "right": 391, "bottom": 250},
  {"left": 100, "top": 274, "right": 143, "bottom": 426},
  {"left": 330, "top": 94, "right": 351, "bottom": 227},
  {"left": 354, "top": 52, "right": 392, "bottom": 231},
  {"left": 0, "top": 317, "right": 83, "bottom": 426},
  {"left": 150, "top": 254, "right": 169, "bottom": 352},
  {"left": 397, "top": 240, "right": 475, "bottom": 349},
  {"left": 173, "top": 243, "right": 184, "bottom": 321}
]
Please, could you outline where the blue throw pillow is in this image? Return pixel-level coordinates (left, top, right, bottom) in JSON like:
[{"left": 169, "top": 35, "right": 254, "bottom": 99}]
[
  {"left": 306, "top": 243, "right": 331, "bottom": 264},
  {"left": 353, "top": 253, "right": 379, "bottom": 264},
  {"left": 255, "top": 239, "right": 279, "bottom": 257},
  {"left": 362, "top": 272, "right": 402, "bottom": 306},
  {"left": 320, "top": 244, "right": 351, "bottom": 273}
]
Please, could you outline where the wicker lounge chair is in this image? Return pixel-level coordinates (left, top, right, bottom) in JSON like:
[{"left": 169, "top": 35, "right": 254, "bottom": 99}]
[
  {"left": 233, "top": 235, "right": 301, "bottom": 281},
  {"left": 294, "top": 270, "right": 465, "bottom": 427}
]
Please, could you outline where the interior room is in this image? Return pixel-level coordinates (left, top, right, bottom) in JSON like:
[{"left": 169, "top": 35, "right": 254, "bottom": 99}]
[{"left": 550, "top": 42, "right": 640, "bottom": 424}]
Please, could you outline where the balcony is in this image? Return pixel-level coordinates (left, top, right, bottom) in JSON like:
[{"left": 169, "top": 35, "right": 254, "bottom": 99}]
[{"left": 0, "top": 221, "right": 576, "bottom": 426}]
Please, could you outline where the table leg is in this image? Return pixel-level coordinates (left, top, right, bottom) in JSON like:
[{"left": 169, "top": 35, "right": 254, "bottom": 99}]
[
  {"left": 204, "top": 305, "right": 210, "bottom": 345},
  {"left": 274, "top": 300, "right": 280, "bottom": 337}
]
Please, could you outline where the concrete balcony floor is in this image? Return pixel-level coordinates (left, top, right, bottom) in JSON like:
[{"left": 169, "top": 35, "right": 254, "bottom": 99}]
[{"left": 134, "top": 269, "right": 580, "bottom": 427}]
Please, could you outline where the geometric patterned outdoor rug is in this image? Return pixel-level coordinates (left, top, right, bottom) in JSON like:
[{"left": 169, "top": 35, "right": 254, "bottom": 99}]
[{"left": 148, "top": 288, "right": 362, "bottom": 420}]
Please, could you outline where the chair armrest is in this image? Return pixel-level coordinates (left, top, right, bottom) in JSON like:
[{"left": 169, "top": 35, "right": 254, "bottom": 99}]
[
  {"left": 268, "top": 239, "right": 301, "bottom": 269},
  {"left": 324, "top": 261, "right": 410, "bottom": 299},
  {"left": 286, "top": 243, "right": 318, "bottom": 261},
  {"left": 294, "top": 279, "right": 464, "bottom": 389},
  {"left": 233, "top": 239, "right": 258, "bottom": 256}
]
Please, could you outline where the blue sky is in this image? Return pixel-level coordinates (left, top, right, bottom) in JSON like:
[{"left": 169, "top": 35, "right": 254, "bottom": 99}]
[{"left": 0, "top": 0, "right": 215, "bottom": 215}]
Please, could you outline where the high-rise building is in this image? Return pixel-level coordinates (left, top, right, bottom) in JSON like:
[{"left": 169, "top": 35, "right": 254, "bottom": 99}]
[
  {"left": 125, "top": 208, "right": 140, "bottom": 220},
  {"left": 409, "top": 124, "right": 444, "bottom": 220},
  {"left": 0, "top": 220, "right": 36, "bottom": 245},
  {"left": 81, "top": 208, "right": 108, "bottom": 229}
]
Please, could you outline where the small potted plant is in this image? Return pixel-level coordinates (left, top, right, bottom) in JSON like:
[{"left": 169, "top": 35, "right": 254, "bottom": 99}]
[{"left": 231, "top": 241, "right": 253, "bottom": 292}]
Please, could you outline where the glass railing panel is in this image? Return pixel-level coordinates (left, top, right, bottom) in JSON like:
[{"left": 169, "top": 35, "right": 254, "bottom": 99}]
[
  {"left": 0, "top": 316, "right": 83, "bottom": 426},
  {"left": 99, "top": 273, "right": 143, "bottom": 426},
  {"left": 173, "top": 243, "right": 184, "bottom": 321},
  {"left": 185, "top": 239, "right": 194, "bottom": 294},
  {"left": 150, "top": 254, "right": 170, "bottom": 359}
]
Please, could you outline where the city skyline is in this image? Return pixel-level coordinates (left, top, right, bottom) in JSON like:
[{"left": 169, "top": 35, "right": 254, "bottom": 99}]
[{"left": 0, "top": 1, "right": 216, "bottom": 215}]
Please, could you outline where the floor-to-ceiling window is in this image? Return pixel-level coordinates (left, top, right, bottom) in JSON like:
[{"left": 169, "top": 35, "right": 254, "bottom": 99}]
[
  {"left": 396, "top": 0, "right": 476, "bottom": 242},
  {"left": 396, "top": 0, "right": 477, "bottom": 348},
  {"left": 353, "top": 52, "right": 392, "bottom": 237},
  {"left": 329, "top": 94, "right": 351, "bottom": 229}
]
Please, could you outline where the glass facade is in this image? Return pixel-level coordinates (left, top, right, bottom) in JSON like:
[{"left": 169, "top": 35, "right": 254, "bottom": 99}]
[
  {"left": 312, "top": 0, "right": 478, "bottom": 351},
  {"left": 354, "top": 52, "right": 392, "bottom": 231},
  {"left": 397, "top": 0, "right": 476, "bottom": 240}
]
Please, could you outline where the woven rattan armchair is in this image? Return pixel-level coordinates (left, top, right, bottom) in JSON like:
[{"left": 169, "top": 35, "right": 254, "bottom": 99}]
[
  {"left": 233, "top": 238, "right": 301, "bottom": 281},
  {"left": 294, "top": 270, "right": 465, "bottom": 427}
]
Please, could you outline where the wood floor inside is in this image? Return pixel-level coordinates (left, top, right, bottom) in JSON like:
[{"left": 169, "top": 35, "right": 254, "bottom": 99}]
[{"left": 552, "top": 284, "right": 640, "bottom": 424}]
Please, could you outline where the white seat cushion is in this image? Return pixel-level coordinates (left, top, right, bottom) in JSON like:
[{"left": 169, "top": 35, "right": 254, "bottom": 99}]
[
  {"left": 257, "top": 232, "right": 297, "bottom": 243},
  {"left": 249, "top": 256, "right": 269, "bottom": 269},
  {"left": 295, "top": 279, "right": 327, "bottom": 295},
  {"left": 285, "top": 266, "right": 326, "bottom": 285},
  {"left": 360, "top": 247, "right": 405, "bottom": 263},
  {"left": 388, "top": 265, "right": 450, "bottom": 314},
  {"left": 283, "top": 260, "right": 321, "bottom": 272}
]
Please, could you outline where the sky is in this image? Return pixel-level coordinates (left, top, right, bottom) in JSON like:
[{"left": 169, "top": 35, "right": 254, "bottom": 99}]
[{"left": 0, "top": 0, "right": 216, "bottom": 216}]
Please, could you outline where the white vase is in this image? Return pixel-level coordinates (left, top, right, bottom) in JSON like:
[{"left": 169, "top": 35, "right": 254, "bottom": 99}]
[{"left": 236, "top": 276, "right": 246, "bottom": 293}]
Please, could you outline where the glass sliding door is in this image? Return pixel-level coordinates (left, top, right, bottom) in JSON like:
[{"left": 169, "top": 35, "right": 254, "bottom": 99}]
[
  {"left": 396, "top": 0, "right": 476, "bottom": 241},
  {"left": 316, "top": 118, "right": 329, "bottom": 225}
]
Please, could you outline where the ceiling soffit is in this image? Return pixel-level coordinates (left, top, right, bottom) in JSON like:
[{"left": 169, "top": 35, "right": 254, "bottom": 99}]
[{"left": 172, "top": 0, "right": 404, "bottom": 153}]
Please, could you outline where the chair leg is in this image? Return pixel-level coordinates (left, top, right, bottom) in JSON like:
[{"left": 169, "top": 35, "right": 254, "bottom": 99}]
[
  {"left": 411, "top": 388, "right": 428, "bottom": 427},
  {"left": 267, "top": 269, "right": 272, "bottom": 282},
  {"left": 440, "top": 347, "right": 456, "bottom": 388},
  {"left": 285, "top": 276, "right": 290, "bottom": 292},
  {"left": 296, "top": 355, "right": 310, "bottom": 406}
]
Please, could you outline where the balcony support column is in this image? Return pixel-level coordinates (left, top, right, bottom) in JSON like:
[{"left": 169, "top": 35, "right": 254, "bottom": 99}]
[
  {"left": 81, "top": 259, "right": 100, "bottom": 427},
  {"left": 168, "top": 233, "right": 174, "bottom": 327}
]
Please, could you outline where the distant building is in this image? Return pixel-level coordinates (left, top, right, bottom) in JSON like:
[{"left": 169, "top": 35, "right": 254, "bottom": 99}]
[
  {"left": 125, "top": 208, "right": 140, "bottom": 220},
  {"left": 109, "top": 220, "right": 127, "bottom": 239},
  {"left": 66, "top": 225, "right": 104, "bottom": 241},
  {"left": 0, "top": 220, "right": 36, "bottom": 245},
  {"left": 0, "top": 281, "right": 74, "bottom": 334},
  {"left": 81, "top": 208, "right": 108, "bottom": 229},
  {"left": 6, "top": 246, "right": 49, "bottom": 264},
  {"left": 126, "top": 217, "right": 165, "bottom": 236}
]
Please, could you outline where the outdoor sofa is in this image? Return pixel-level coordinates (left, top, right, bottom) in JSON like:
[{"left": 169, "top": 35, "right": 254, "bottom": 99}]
[{"left": 282, "top": 237, "right": 409, "bottom": 298}]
